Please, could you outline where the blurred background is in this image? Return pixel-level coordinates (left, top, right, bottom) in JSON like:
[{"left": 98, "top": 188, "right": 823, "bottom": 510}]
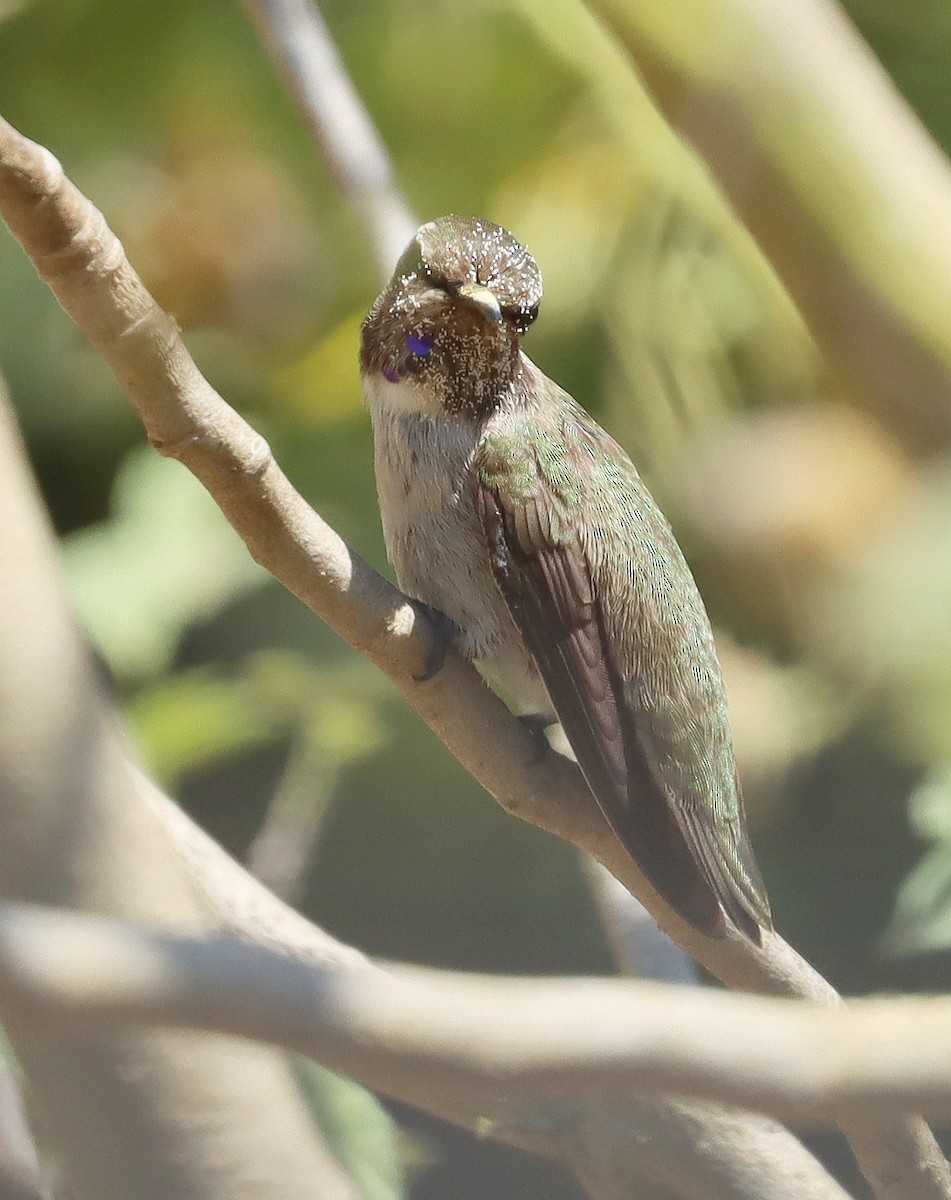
[{"left": 2, "top": 0, "right": 951, "bottom": 1195}]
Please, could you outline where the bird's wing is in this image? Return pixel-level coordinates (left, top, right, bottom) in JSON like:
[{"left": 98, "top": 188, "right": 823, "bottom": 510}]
[{"left": 477, "top": 417, "right": 771, "bottom": 939}]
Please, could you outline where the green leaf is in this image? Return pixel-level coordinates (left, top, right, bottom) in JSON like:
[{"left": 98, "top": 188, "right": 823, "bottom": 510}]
[
  {"left": 882, "top": 765, "right": 951, "bottom": 957},
  {"left": 63, "top": 446, "right": 265, "bottom": 679},
  {"left": 128, "top": 667, "right": 285, "bottom": 784},
  {"left": 273, "top": 312, "right": 365, "bottom": 426},
  {"left": 293, "top": 1061, "right": 405, "bottom": 1200}
]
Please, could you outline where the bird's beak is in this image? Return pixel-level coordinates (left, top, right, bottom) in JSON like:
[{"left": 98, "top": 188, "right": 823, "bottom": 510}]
[{"left": 454, "top": 282, "right": 502, "bottom": 325}]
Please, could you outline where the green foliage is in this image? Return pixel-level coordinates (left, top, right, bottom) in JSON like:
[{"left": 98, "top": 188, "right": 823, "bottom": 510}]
[
  {"left": 814, "top": 464, "right": 951, "bottom": 769},
  {"left": 63, "top": 447, "right": 265, "bottom": 679},
  {"left": 884, "top": 766, "right": 951, "bottom": 958},
  {"left": 294, "top": 1061, "right": 406, "bottom": 1200},
  {"left": 129, "top": 667, "right": 282, "bottom": 782}
]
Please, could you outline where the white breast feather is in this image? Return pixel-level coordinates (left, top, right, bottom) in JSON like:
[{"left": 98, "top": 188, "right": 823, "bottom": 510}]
[{"left": 362, "top": 371, "right": 549, "bottom": 714}]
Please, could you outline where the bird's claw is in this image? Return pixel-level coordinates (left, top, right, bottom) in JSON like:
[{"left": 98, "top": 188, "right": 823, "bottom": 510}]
[{"left": 412, "top": 602, "right": 459, "bottom": 682}]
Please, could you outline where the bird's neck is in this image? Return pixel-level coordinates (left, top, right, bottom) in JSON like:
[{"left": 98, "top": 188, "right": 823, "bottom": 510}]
[
  {"left": 440, "top": 340, "right": 525, "bottom": 421},
  {"left": 362, "top": 341, "right": 531, "bottom": 429}
]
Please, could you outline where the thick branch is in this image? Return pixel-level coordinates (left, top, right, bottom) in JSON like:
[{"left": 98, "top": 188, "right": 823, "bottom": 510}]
[
  {"left": 1, "top": 901, "right": 951, "bottom": 1126},
  {"left": 589, "top": 0, "right": 951, "bottom": 454},
  {"left": 140, "top": 778, "right": 849, "bottom": 1200},
  {"left": 0, "top": 378, "right": 357, "bottom": 1199}
]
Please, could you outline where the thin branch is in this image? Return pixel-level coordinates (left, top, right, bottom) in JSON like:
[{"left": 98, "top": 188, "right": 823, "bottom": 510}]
[
  {"left": 0, "top": 113, "right": 946, "bottom": 1200},
  {"left": 584, "top": 857, "right": 699, "bottom": 985},
  {"left": 588, "top": 0, "right": 951, "bottom": 454},
  {"left": 238, "top": 0, "right": 416, "bottom": 275},
  {"left": 245, "top": 729, "right": 335, "bottom": 904}
]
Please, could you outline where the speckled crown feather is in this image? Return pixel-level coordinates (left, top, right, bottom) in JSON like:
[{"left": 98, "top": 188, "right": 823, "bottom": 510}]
[{"left": 415, "top": 216, "right": 543, "bottom": 324}]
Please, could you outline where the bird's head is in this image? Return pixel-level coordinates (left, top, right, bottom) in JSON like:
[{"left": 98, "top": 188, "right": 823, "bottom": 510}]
[{"left": 360, "top": 216, "right": 542, "bottom": 417}]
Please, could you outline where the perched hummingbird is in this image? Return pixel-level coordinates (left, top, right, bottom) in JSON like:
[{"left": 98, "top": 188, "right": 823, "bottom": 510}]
[{"left": 360, "top": 215, "right": 772, "bottom": 941}]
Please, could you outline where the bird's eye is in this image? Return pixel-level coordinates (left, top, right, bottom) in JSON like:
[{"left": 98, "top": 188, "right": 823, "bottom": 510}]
[
  {"left": 501, "top": 303, "right": 538, "bottom": 333},
  {"left": 422, "top": 266, "right": 450, "bottom": 291},
  {"left": 406, "top": 334, "right": 433, "bottom": 358}
]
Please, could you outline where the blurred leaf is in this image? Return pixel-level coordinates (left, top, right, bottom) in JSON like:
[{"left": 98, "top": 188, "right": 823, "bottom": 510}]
[
  {"left": 883, "top": 765, "right": 951, "bottom": 957},
  {"left": 132, "top": 653, "right": 390, "bottom": 787},
  {"left": 129, "top": 668, "right": 284, "bottom": 784},
  {"left": 294, "top": 1060, "right": 405, "bottom": 1200},
  {"left": 0, "top": 0, "right": 32, "bottom": 21},
  {"left": 63, "top": 446, "right": 264, "bottom": 679},
  {"left": 245, "top": 653, "right": 389, "bottom": 760},
  {"left": 813, "top": 461, "right": 951, "bottom": 766},
  {"left": 274, "top": 311, "right": 365, "bottom": 426}
]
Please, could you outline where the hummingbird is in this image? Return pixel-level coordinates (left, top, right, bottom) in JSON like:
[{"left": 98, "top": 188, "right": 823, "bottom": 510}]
[{"left": 360, "top": 215, "right": 772, "bottom": 941}]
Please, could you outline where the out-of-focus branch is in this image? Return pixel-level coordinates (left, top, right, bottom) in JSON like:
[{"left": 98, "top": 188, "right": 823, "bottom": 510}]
[
  {"left": 238, "top": 0, "right": 416, "bottom": 274},
  {"left": 589, "top": 0, "right": 951, "bottom": 454},
  {"left": 0, "top": 1066, "right": 44, "bottom": 1200},
  {"left": 3, "top": 900, "right": 951, "bottom": 1125},
  {"left": 0, "top": 113, "right": 945, "bottom": 1200},
  {"left": 537, "top": 1099, "right": 853, "bottom": 1200},
  {"left": 584, "top": 857, "right": 699, "bottom": 985},
  {"left": 245, "top": 730, "right": 335, "bottom": 904},
  {"left": 0, "top": 374, "right": 359, "bottom": 1199},
  {"left": 145, "top": 770, "right": 847, "bottom": 1200}
]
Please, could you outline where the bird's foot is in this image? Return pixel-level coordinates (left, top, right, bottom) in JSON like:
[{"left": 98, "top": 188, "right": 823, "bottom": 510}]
[
  {"left": 412, "top": 602, "right": 459, "bottom": 682},
  {"left": 518, "top": 712, "right": 556, "bottom": 765}
]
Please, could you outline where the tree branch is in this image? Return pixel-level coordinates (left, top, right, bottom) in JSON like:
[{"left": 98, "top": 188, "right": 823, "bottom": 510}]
[
  {"left": 0, "top": 371, "right": 359, "bottom": 1198},
  {"left": 2, "top": 900, "right": 951, "bottom": 1126},
  {"left": 238, "top": 0, "right": 416, "bottom": 275},
  {"left": 588, "top": 0, "right": 951, "bottom": 454}
]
